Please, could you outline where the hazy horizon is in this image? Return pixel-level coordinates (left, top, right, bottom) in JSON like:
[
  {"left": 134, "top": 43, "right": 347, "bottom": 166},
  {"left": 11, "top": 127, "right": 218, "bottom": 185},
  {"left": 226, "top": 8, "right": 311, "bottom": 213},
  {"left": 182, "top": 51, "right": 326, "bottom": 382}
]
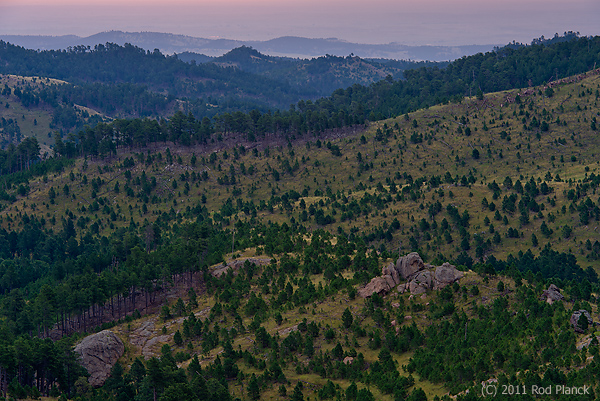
[{"left": 1, "top": 0, "right": 599, "bottom": 46}]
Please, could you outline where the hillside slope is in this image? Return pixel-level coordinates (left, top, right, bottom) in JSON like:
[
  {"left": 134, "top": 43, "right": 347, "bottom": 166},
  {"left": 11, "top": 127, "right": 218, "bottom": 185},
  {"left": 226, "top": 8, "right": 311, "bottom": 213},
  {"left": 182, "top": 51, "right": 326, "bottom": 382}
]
[
  {"left": 0, "top": 41, "right": 435, "bottom": 129},
  {"left": 2, "top": 34, "right": 598, "bottom": 154},
  {"left": 0, "top": 70, "right": 598, "bottom": 401},
  {"left": 7, "top": 70, "right": 600, "bottom": 271}
]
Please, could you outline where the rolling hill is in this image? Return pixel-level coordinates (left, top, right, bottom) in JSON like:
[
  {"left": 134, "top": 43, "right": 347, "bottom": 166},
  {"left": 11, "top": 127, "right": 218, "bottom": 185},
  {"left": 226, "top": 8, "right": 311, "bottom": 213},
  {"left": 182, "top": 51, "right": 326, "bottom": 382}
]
[
  {"left": 0, "top": 67, "right": 598, "bottom": 400},
  {"left": 0, "top": 41, "right": 438, "bottom": 143}
]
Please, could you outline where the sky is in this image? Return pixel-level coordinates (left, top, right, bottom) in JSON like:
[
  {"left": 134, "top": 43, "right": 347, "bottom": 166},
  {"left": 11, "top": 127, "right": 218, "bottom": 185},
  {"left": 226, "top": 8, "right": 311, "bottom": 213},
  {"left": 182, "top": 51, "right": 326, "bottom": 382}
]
[{"left": 0, "top": 0, "right": 598, "bottom": 46}]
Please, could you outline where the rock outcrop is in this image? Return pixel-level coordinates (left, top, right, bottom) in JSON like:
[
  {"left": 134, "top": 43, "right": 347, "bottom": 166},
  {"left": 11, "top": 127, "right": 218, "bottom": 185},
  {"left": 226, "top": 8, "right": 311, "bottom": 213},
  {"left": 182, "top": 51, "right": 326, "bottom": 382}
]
[
  {"left": 211, "top": 257, "right": 271, "bottom": 278},
  {"left": 395, "top": 252, "right": 425, "bottom": 279},
  {"left": 434, "top": 263, "right": 465, "bottom": 290},
  {"left": 409, "top": 270, "right": 433, "bottom": 294},
  {"left": 74, "top": 330, "right": 125, "bottom": 387},
  {"left": 540, "top": 284, "right": 564, "bottom": 304},
  {"left": 358, "top": 276, "right": 393, "bottom": 298},
  {"left": 359, "top": 253, "right": 464, "bottom": 297},
  {"left": 397, "top": 283, "right": 408, "bottom": 294},
  {"left": 570, "top": 310, "right": 593, "bottom": 333},
  {"left": 382, "top": 263, "right": 400, "bottom": 285},
  {"left": 576, "top": 334, "right": 600, "bottom": 350}
]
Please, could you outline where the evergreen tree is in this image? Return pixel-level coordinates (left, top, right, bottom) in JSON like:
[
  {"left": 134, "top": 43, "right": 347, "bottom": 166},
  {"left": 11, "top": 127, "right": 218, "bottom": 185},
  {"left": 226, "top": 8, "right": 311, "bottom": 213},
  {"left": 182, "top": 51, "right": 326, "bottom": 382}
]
[
  {"left": 342, "top": 307, "right": 353, "bottom": 328},
  {"left": 248, "top": 374, "right": 260, "bottom": 400},
  {"left": 174, "top": 330, "right": 183, "bottom": 346},
  {"left": 291, "top": 382, "right": 304, "bottom": 401},
  {"left": 346, "top": 382, "right": 358, "bottom": 400}
]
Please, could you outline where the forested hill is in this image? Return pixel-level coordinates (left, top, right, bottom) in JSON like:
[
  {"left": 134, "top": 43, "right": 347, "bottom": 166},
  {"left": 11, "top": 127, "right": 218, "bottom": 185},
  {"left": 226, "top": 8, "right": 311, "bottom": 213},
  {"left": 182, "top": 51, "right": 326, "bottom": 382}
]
[
  {"left": 0, "top": 41, "right": 433, "bottom": 142},
  {"left": 306, "top": 34, "right": 600, "bottom": 121},
  {"left": 3, "top": 34, "right": 599, "bottom": 145},
  {"left": 0, "top": 41, "right": 310, "bottom": 110},
  {"left": 184, "top": 46, "right": 437, "bottom": 97},
  {"left": 87, "top": 36, "right": 600, "bottom": 140},
  {"left": 200, "top": 34, "right": 600, "bottom": 135},
  {"left": 0, "top": 41, "right": 427, "bottom": 113},
  {"left": 0, "top": 33, "right": 599, "bottom": 401},
  {"left": 0, "top": 67, "right": 600, "bottom": 400}
]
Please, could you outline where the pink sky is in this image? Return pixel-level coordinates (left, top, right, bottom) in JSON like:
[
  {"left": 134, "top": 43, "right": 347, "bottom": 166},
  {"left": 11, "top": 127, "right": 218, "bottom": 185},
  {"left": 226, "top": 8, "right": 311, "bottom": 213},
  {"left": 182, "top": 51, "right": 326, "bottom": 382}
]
[{"left": 1, "top": 0, "right": 598, "bottom": 45}]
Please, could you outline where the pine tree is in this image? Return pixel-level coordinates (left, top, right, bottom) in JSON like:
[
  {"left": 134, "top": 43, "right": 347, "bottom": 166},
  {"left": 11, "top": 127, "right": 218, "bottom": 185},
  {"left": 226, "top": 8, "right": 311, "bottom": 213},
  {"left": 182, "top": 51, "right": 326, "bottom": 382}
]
[
  {"left": 187, "top": 288, "right": 198, "bottom": 310},
  {"left": 174, "top": 298, "right": 185, "bottom": 316},
  {"left": 578, "top": 313, "right": 589, "bottom": 331},
  {"left": 346, "top": 382, "right": 358, "bottom": 401},
  {"left": 291, "top": 382, "right": 304, "bottom": 401},
  {"left": 342, "top": 307, "right": 353, "bottom": 328},
  {"left": 248, "top": 374, "right": 260, "bottom": 400},
  {"left": 173, "top": 330, "right": 183, "bottom": 346}
]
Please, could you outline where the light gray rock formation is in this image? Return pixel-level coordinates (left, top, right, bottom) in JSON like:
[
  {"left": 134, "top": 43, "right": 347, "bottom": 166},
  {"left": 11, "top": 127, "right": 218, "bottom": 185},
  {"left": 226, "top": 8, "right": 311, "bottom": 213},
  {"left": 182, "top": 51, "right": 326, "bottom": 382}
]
[
  {"left": 211, "top": 258, "right": 271, "bottom": 278},
  {"left": 433, "top": 262, "right": 464, "bottom": 290},
  {"left": 570, "top": 310, "right": 592, "bottom": 333},
  {"left": 358, "top": 276, "right": 392, "bottom": 298},
  {"left": 541, "top": 284, "right": 564, "bottom": 304},
  {"left": 395, "top": 252, "right": 425, "bottom": 280},
  {"left": 359, "top": 253, "right": 465, "bottom": 297},
  {"left": 411, "top": 270, "right": 434, "bottom": 291},
  {"left": 74, "top": 330, "right": 125, "bottom": 387},
  {"left": 382, "top": 262, "right": 400, "bottom": 286},
  {"left": 408, "top": 280, "right": 428, "bottom": 295},
  {"left": 383, "top": 274, "right": 396, "bottom": 289}
]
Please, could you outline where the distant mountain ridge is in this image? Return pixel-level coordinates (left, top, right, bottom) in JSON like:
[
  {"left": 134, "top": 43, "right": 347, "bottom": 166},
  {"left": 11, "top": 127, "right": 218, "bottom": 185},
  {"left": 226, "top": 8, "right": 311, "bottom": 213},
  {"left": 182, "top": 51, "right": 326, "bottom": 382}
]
[
  {"left": 0, "top": 40, "right": 437, "bottom": 138},
  {"left": 195, "top": 46, "right": 438, "bottom": 95},
  {"left": 0, "top": 31, "right": 498, "bottom": 61}
]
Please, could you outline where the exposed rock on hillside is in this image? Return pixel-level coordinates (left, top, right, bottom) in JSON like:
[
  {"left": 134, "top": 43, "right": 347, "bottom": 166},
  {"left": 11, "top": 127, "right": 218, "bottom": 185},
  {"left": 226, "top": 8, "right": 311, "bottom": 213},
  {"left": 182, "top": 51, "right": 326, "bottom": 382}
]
[
  {"left": 540, "top": 284, "right": 564, "bottom": 304},
  {"left": 74, "top": 330, "right": 124, "bottom": 387},
  {"left": 358, "top": 276, "right": 394, "bottom": 298},
  {"left": 127, "top": 306, "right": 212, "bottom": 359},
  {"left": 359, "top": 253, "right": 464, "bottom": 297},
  {"left": 434, "top": 262, "right": 465, "bottom": 290},
  {"left": 211, "top": 257, "right": 271, "bottom": 278},
  {"left": 129, "top": 319, "right": 172, "bottom": 359},
  {"left": 409, "top": 270, "right": 433, "bottom": 294},
  {"left": 396, "top": 252, "right": 425, "bottom": 279},
  {"left": 576, "top": 333, "right": 600, "bottom": 350},
  {"left": 570, "top": 310, "right": 593, "bottom": 333}
]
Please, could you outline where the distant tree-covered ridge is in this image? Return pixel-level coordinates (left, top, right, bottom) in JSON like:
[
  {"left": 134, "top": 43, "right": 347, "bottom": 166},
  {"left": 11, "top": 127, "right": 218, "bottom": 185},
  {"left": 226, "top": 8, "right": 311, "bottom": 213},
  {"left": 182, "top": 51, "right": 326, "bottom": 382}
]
[
  {"left": 205, "top": 45, "right": 436, "bottom": 96},
  {"left": 2, "top": 34, "right": 599, "bottom": 143},
  {"left": 0, "top": 41, "right": 420, "bottom": 122}
]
